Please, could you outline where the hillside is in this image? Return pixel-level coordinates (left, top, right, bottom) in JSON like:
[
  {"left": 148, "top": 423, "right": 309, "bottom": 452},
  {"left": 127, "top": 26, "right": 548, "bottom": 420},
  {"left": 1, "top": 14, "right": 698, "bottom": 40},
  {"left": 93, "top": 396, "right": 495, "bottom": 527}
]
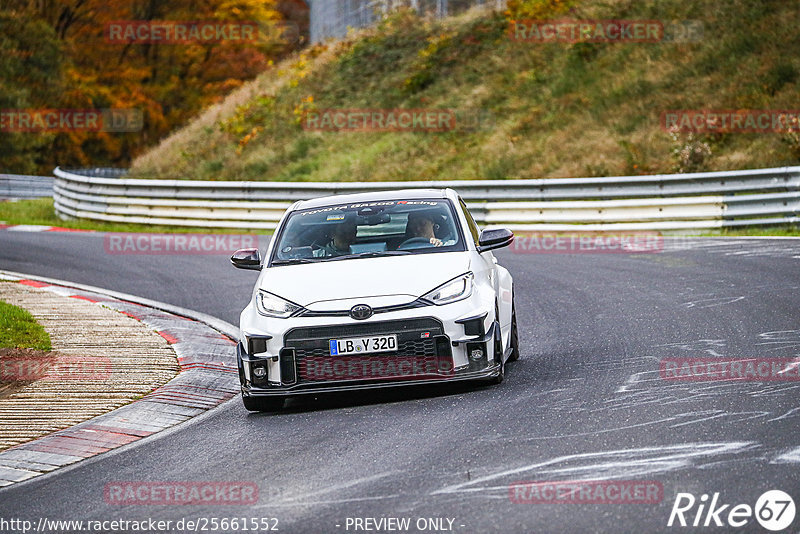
[{"left": 131, "top": 0, "right": 800, "bottom": 182}]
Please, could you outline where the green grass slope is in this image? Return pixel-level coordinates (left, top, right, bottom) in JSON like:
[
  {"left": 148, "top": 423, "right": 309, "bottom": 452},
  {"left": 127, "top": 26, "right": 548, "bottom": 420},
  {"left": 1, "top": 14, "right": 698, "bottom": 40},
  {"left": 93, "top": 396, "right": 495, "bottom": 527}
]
[
  {"left": 130, "top": 0, "right": 800, "bottom": 182},
  {"left": 0, "top": 296, "right": 51, "bottom": 351}
]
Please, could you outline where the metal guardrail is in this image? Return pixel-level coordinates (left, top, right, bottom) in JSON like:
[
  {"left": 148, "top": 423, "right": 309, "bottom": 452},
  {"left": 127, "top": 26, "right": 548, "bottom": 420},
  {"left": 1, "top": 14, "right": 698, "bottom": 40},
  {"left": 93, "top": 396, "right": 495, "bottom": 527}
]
[
  {"left": 52, "top": 167, "right": 800, "bottom": 231},
  {"left": 0, "top": 174, "right": 54, "bottom": 200}
]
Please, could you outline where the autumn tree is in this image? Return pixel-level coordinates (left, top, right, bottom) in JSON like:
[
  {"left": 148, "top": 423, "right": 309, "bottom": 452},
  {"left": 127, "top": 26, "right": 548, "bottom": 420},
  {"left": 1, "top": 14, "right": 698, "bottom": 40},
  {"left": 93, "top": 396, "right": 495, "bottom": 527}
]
[{"left": 0, "top": 0, "right": 300, "bottom": 174}]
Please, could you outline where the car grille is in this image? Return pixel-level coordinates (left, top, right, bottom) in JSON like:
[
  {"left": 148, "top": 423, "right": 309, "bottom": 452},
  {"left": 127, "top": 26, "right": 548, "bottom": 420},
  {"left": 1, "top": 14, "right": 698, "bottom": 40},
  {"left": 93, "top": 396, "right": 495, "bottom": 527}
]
[
  {"left": 283, "top": 318, "right": 452, "bottom": 383},
  {"left": 296, "top": 339, "right": 435, "bottom": 359}
]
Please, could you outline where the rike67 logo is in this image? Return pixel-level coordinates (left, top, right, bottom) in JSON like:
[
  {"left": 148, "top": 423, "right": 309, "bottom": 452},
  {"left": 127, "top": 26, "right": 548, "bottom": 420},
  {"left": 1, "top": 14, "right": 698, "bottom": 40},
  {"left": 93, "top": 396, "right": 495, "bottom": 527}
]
[{"left": 668, "top": 490, "right": 795, "bottom": 531}]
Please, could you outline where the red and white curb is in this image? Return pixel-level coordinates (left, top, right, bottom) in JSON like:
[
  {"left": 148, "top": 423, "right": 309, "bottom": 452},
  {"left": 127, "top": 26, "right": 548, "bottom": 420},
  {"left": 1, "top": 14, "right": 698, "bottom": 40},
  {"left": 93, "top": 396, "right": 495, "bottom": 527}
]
[
  {"left": 0, "top": 224, "right": 92, "bottom": 233},
  {"left": 0, "top": 272, "right": 240, "bottom": 489}
]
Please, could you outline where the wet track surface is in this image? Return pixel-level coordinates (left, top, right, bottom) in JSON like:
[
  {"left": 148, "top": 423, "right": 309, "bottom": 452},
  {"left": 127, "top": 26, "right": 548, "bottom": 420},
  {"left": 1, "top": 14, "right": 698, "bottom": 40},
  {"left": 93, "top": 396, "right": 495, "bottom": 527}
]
[{"left": 1, "top": 232, "right": 799, "bottom": 533}]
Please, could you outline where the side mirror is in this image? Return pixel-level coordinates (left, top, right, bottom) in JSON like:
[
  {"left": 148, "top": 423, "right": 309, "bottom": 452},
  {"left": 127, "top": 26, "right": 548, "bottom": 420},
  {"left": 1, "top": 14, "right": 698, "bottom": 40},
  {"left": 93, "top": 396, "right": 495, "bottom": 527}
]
[
  {"left": 231, "top": 248, "right": 262, "bottom": 270},
  {"left": 477, "top": 228, "right": 514, "bottom": 253}
]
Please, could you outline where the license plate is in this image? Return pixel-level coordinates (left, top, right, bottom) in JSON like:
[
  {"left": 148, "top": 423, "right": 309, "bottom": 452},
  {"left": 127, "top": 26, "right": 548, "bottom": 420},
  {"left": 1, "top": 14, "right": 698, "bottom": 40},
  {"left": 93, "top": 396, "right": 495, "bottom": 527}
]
[{"left": 329, "top": 335, "right": 398, "bottom": 356}]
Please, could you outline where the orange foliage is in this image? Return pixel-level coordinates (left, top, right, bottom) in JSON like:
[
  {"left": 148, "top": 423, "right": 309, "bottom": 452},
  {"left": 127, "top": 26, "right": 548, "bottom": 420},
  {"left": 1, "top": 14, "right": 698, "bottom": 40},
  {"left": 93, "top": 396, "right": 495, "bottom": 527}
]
[{"left": 1, "top": 0, "right": 301, "bottom": 173}]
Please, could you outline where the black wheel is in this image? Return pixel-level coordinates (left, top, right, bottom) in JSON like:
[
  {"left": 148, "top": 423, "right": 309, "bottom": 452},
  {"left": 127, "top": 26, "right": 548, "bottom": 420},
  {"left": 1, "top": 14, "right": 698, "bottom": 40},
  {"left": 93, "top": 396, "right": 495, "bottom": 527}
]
[
  {"left": 242, "top": 395, "right": 284, "bottom": 412},
  {"left": 507, "top": 296, "right": 520, "bottom": 362},
  {"left": 489, "top": 324, "right": 505, "bottom": 385}
]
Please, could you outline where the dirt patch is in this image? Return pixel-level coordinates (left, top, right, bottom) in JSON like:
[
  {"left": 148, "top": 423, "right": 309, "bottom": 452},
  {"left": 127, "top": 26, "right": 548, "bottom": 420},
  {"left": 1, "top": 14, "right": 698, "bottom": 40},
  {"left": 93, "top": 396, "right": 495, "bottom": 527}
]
[{"left": 0, "top": 347, "right": 58, "bottom": 400}]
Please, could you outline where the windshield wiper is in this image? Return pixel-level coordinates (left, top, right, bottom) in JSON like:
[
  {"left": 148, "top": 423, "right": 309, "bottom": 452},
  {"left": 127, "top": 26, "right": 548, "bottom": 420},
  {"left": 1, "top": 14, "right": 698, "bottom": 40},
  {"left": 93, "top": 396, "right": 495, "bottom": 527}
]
[
  {"left": 271, "top": 258, "right": 319, "bottom": 265},
  {"left": 362, "top": 251, "right": 412, "bottom": 256},
  {"left": 327, "top": 251, "right": 413, "bottom": 261}
]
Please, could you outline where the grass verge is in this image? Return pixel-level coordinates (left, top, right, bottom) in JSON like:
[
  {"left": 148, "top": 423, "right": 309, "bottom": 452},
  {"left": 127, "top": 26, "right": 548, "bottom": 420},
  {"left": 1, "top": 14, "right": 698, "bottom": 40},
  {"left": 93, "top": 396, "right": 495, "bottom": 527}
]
[
  {"left": 2, "top": 199, "right": 796, "bottom": 236},
  {"left": 0, "top": 199, "right": 273, "bottom": 234},
  {"left": 0, "top": 294, "right": 51, "bottom": 351},
  {"left": 696, "top": 225, "right": 800, "bottom": 237}
]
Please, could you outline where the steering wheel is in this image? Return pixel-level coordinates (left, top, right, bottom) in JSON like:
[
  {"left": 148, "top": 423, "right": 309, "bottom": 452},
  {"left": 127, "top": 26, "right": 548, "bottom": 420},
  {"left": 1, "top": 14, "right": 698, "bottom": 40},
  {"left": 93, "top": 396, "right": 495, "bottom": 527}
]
[
  {"left": 398, "top": 237, "right": 434, "bottom": 250},
  {"left": 307, "top": 235, "right": 328, "bottom": 251}
]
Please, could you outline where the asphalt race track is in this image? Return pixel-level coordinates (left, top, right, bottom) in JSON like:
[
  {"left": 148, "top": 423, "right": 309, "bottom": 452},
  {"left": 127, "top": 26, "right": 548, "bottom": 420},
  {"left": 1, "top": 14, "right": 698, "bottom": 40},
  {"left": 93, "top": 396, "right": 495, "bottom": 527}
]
[{"left": 1, "top": 231, "right": 799, "bottom": 533}]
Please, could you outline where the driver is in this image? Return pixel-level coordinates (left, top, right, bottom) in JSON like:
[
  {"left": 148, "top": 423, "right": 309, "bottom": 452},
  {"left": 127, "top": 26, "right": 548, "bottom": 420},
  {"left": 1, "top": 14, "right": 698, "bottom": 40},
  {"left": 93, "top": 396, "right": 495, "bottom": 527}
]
[
  {"left": 406, "top": 211, "right": 443, "bottom": 247},
  {"left": 317, "top": 217, "right": 357, "bottom": 256}
]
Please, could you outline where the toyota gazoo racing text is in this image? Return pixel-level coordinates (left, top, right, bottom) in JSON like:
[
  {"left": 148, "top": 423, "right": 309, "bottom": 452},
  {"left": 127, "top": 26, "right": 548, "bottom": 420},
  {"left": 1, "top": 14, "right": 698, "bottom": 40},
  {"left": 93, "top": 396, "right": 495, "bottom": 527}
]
[{"left": 230, "top": 189, "right": 518, "bottom": 411}]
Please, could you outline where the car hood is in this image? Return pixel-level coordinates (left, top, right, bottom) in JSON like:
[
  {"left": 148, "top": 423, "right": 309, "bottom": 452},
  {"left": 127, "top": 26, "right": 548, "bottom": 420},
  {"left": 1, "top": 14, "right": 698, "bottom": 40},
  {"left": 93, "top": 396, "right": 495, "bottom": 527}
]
[{"left": 258, "top": 252, "right": 471, "bottom": 307}]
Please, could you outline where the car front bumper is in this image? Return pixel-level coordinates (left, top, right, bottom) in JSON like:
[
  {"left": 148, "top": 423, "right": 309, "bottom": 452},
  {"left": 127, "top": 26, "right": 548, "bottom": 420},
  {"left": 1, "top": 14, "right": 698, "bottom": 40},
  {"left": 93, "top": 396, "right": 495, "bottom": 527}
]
[
  {"left": 237, "top": 294, "right": 500, "bottom": 397},
  {"left": 238, "top": 340, "right": 501, "bottom": 397}
]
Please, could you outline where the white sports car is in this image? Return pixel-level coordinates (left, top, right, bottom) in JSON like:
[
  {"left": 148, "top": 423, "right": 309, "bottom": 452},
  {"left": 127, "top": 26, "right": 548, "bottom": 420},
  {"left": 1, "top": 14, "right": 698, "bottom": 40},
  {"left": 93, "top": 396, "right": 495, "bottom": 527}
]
[{"left": 231, "top": 188, "right": 518, "bottom": 411}]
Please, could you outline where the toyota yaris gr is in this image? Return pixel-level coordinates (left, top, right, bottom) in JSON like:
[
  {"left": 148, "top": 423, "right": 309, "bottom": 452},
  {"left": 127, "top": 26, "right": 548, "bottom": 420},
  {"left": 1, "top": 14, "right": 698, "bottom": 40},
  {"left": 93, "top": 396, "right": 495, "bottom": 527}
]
[{"left": 230, "top": 188, "right": 518, "bottom": 411}]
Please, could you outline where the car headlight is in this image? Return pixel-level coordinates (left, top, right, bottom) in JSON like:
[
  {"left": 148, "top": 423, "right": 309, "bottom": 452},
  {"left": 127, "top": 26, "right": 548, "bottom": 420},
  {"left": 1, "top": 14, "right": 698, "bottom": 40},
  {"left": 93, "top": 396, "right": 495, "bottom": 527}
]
[
  {"left": 255, "top": 290, "right": 302, "bottom": 318},
  {"left": 422, "top": 272, "right": 474, "bottom": 305}
]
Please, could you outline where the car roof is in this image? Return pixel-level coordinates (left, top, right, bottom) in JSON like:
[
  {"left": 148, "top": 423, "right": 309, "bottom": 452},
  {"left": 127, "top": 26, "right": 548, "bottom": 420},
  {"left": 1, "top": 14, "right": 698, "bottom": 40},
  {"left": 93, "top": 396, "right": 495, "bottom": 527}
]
[{"left": 293, "top": 189, "right": 452, "bottom": 211}]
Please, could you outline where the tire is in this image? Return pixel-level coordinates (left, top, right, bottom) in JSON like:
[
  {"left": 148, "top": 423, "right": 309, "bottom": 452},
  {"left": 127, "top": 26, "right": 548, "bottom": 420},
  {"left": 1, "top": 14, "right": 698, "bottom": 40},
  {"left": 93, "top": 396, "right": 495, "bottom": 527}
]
[
  {"left": 507, "top": 296, "right": 520, "bottom": 362},
  {"left": 242, "top": 395, "right": 285, "bottom": 412}
]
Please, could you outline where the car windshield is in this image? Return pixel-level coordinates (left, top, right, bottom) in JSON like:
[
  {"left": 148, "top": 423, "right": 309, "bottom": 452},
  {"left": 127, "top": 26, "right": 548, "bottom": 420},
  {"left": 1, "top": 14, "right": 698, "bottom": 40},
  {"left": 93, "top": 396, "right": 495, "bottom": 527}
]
[{"left": 270, "top": 198, "right": 464, "bottom": 263}]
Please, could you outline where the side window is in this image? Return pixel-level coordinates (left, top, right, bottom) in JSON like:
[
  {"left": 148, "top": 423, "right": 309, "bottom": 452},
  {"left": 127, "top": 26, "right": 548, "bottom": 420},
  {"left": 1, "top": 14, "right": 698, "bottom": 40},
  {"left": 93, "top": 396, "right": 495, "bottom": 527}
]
[{"left": 458, "top": 197, "right": 480, "bottom": 247}]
